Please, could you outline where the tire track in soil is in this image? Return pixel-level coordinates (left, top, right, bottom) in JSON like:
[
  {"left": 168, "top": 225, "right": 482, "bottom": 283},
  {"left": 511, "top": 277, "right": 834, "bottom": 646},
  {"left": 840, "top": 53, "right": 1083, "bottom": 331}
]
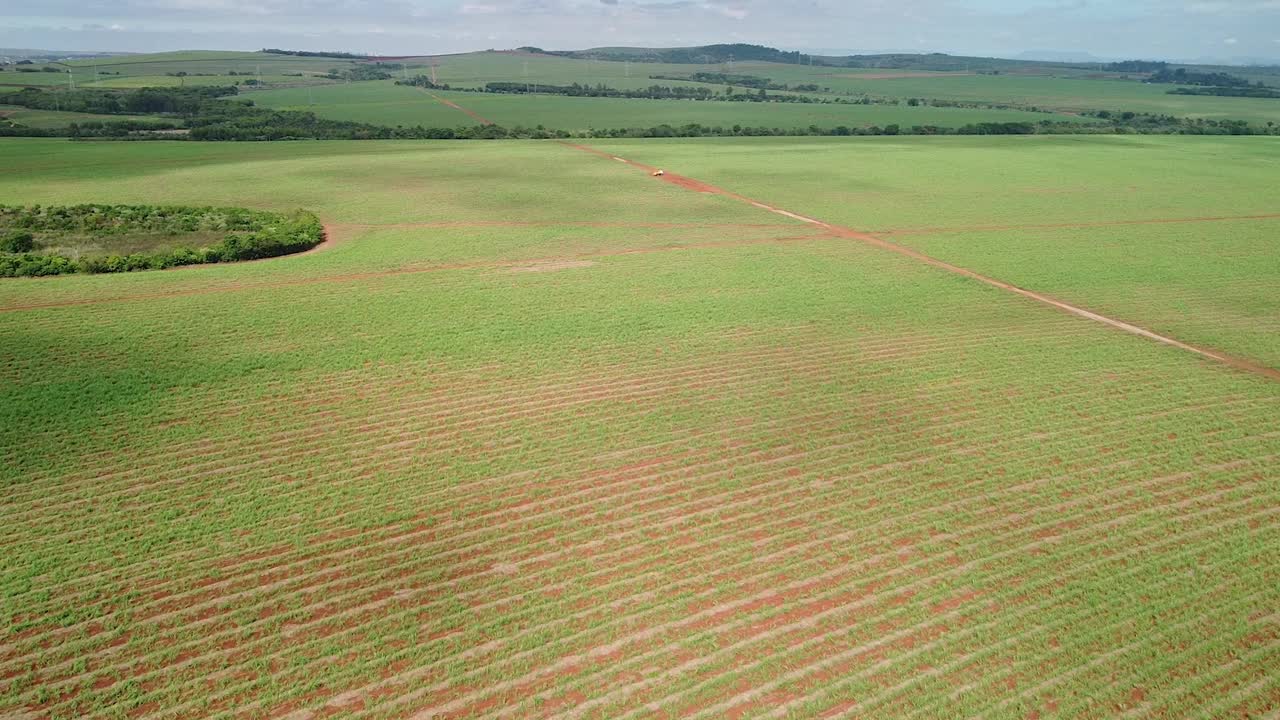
[{"left": 558, "top": 141, "right": 1280, "bottom": 383}]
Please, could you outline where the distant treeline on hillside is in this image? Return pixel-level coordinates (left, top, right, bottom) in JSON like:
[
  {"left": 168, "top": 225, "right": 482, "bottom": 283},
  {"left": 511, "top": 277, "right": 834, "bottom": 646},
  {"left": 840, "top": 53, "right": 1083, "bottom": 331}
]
[
  {"left": 1147, "top": 67, "right": 1259, "bottom": 88},
  {"left": 480, "top": 81, "right": 716, "bottom": 100},
  {"left": 1103, "top": 60, "right": 1169, "bottom": 73},
  {"left": 0, "top": 85, "right": 236, "bottom": 115},
  {"left": 536, "top": 45, "right": 1041, "bottom": 72},
  {"left": 649, "top": 73, "right": 823, "bottom": 92},
  {"left": 1169, "top": 86, "right": 1280, "bottom": 99},
  {"left": 543, "top": 44, "right": 817, "bottom": 66},
  {"left": 262, "top": 48, "right": 368, "bottom": 60},
  {"left": 1, "top": 83, "right": 1275, "bottom": 141},
  {"left": 472, "top": 79, "right": 832, "bottom": 103}
]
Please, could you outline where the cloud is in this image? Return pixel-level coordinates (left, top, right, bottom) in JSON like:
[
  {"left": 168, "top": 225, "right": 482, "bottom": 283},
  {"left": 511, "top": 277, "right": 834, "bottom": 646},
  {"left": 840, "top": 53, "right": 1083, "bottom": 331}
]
[
  {"left": 1184, "top": 0, "right": 1280, "bottom": 14},
  {"left": 704, "top": 2, "right": 748, "bottom": 20}
]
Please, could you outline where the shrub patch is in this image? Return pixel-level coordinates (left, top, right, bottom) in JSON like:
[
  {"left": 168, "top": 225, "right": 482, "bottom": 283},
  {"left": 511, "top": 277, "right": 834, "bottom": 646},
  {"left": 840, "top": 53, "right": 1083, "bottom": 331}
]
[{"left": 0, "top": 204, "right": 324, "bottom": 277}]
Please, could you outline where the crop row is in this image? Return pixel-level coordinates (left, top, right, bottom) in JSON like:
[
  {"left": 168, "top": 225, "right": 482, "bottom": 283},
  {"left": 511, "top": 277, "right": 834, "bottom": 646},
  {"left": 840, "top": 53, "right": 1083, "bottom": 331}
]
[{"left": 15, "top": 404, "right": 1274, "bottom": 712}]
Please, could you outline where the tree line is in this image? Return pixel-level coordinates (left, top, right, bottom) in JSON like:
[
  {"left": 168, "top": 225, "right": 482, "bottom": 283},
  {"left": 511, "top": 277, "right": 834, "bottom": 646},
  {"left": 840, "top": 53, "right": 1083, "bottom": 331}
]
[
  {"left": 1168, "top": 86, "right": 1280, "bottom": 99},
  {"left": 549, "top": 44, "right": 815, "bottom": 66},
  {"left": 2, "top": 83, "right": 1276, "bottom": 142},
  {"left": 649, "top": 72, "right": 823, "bottom": 93},
  {"left": 481, "top": 81, "right": 717, "bottom": 100},
  {"left": 0, "top": 85, "right": 237, "bottom": 115},
  {"left": 1147, "top": 68, "right": 1260, "bottom": 88},
  {"left": 262, "top": 49, "right": 368, "bottom": 59}
]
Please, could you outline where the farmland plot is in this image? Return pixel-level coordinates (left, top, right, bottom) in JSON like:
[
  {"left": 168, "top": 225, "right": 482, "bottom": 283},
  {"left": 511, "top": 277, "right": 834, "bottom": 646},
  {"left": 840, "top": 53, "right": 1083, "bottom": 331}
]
[
  {"left": 249, "top": 82, "right": 1082, "bottom": 132},
  {"left": 589, "top": 135, "right": 1280, "bottom": 369},
  {"left": 0, "top": 138, "right": 1277, "bottom": 719}
]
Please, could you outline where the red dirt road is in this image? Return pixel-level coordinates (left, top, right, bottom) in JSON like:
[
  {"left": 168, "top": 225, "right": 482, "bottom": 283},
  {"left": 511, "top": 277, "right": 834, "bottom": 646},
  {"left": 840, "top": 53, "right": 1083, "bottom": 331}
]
[
  {"left": 328, "top": 221, "right": 792, "bottom": 230},
  {"left": 559, "top": 142, "right": 1280, "bottom": 383},
  {"left": 422, "top": 90, "right": 493, "bottom": 125}
]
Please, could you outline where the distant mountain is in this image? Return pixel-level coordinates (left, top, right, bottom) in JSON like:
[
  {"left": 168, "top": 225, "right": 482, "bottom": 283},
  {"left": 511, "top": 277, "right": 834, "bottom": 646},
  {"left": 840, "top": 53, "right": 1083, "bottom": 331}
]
[
  {"left": 0, "top": 48, "right": 134, "bottom": 62},
  {"left": 1172, "top": 55, "right": 1280, "bottom": 67}
]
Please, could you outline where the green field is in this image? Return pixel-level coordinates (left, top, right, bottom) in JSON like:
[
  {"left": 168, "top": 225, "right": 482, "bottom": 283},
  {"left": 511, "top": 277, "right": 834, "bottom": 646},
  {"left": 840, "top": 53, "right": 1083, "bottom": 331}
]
[
  {"left": 792, "top": 71, "right": 1280, "bottom": 124},
  {"left": 248, "top": 81, "right": 472, "bottom": 127},
  {"left": 62, "top": 50, "right": 362, "bottom": 84},
  {"left": 415, "top": 51, "right": 1280, "bottom": 125},
  {"left": 0, "top": 104, "right": 170, "bottom": 129},
  {"left": 11, "top": 49, "right": 1278, "bottom": 131},
  {"left": 89, "top": 74, "right": 332, "bottom": 89},
  {"left": 589, "top": 135, "right": 1280, "bottom": 367},
  {"left": 251, "top": 81, "right": 1083, "bottom": 130},
  {"left": 1, "top": 136, "right": 1277, "bottom": 719},
  {"left": 0, "top": 69, "right": 80, "bottom": 87},
  {"left": 0, "top": 51, "right": 363, "bottom": 92}
]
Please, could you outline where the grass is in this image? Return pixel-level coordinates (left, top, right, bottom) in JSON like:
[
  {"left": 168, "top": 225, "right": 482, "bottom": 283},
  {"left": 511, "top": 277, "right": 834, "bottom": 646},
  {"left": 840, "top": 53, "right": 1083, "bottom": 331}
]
[
  {"left": 248, "top": 82, "right": 473, "bottom": 127},
  {"left": 586, "top": 135, "right": 1280, "bottom": 366},
  {"left": 61, "top": 50, "right": 362, "bottom": 85},
  {"left": 251, "top": 81, "right": 1084, "bottom": 130},
  {"left": 89, "top": 74, "right": 331, "bottom": 89},
  {"left": 30, "top": 230, "right": 229, "bottom": 259},
  {"left": 0, "top": 70, "right": 81, "bottom": 87},
  {"left": 415, "top": 51, "right": 1280, "bottom": 125},
  {"left": 899, "top": 220, "right": 1280, "bottom": 369},
  {"left": 0, "top": 136, "right": 1276, "bottom": 720},
  {"left": 0, "top": 105, "right": 169, "bottom": 129}
]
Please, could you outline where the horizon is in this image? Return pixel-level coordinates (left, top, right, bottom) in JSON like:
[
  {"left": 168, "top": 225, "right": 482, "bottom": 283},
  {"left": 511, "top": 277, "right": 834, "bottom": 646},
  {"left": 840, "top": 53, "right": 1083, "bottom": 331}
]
[
  {"left": 5, "top": 43, "right": 1280, "bottom": 69},
  {"left": 4, "top": 0, "right": 1280, "bottom": 65}
]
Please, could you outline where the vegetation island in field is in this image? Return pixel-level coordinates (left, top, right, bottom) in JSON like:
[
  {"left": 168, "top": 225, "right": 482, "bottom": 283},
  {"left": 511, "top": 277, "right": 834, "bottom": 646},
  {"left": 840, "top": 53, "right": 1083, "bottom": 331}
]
[{"left": 0, "top": 204, "right": 323, "bottom": 277}]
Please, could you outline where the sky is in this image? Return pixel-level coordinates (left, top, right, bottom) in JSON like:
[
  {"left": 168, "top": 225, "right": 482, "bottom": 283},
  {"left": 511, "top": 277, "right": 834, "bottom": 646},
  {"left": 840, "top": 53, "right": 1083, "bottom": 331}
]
[{"left": 2, "top": 0, "right": 1279, "bottom": 62}]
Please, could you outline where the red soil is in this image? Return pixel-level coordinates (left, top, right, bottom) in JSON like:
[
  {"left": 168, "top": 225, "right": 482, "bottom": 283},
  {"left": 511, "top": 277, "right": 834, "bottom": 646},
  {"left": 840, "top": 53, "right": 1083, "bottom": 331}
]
[
  {"left": 558, "top": 142, "right": 1280, "bottom": 384},
  {"left": 329, "top": 220, "right": 788, "bottom": 230},
  {"left": 421, "top": 90, "right": 493, "bottom": 125}
]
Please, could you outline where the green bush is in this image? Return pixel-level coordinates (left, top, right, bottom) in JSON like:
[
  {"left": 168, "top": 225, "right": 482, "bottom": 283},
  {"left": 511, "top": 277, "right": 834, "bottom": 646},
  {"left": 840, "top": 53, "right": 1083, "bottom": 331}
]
[
  {"left": 0, "top": 205, "right": 324, "bottom": 278},
  {"left": 1, "top": 230, "right": 35, "bottom": 253}
]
